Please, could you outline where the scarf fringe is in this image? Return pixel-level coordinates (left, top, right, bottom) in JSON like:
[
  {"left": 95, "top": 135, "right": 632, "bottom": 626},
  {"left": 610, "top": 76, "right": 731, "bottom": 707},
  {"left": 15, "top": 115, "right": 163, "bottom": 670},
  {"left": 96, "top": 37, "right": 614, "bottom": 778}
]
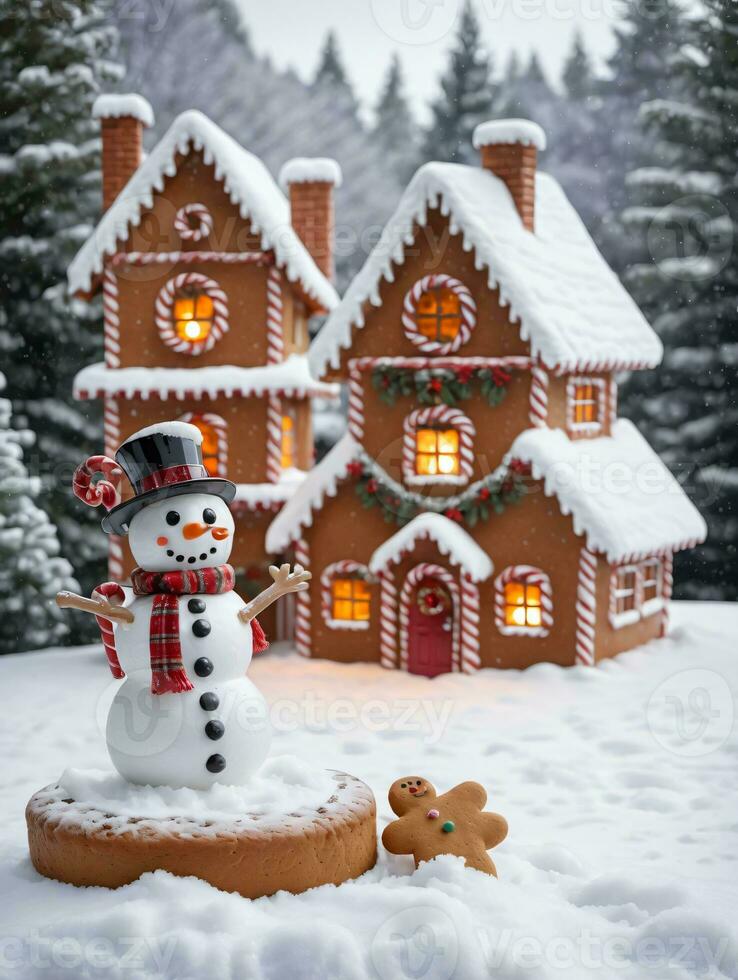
[
  {"left": 151, "top": 668, "right": 195, "bottom": 695},
  {"left": 252, "top": 617, "right": 269, "bottom": 654}
]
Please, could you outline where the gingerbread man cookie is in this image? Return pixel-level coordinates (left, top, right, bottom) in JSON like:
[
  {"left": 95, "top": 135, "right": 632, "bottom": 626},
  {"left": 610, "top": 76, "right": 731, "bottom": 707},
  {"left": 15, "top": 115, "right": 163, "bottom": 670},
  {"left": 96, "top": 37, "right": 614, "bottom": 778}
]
[{"left": 381, "top": 776, "right": 507, "bottom": 876}]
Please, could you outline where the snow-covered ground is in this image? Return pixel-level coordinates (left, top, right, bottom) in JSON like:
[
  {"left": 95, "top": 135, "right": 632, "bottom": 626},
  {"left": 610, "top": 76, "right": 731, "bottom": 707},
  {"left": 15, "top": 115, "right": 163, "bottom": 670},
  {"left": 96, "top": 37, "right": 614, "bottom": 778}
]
[{"left": 1, "top": 602, "right": 737, "bottom": 980}]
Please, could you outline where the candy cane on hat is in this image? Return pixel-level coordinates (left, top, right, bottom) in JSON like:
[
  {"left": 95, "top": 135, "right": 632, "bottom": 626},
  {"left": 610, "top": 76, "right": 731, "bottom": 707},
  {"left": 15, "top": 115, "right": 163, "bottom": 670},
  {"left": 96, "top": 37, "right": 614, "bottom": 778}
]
[{"left": 73, "top": 455, "right": 124, "bottom": 510}]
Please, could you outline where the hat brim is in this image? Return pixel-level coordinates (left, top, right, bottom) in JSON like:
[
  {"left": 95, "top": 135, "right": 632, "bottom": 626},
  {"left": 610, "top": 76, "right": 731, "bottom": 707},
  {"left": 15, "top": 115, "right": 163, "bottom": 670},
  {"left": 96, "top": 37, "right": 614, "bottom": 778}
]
[{"left": 101, "top": 478, "right": 237, "bottom": 535}]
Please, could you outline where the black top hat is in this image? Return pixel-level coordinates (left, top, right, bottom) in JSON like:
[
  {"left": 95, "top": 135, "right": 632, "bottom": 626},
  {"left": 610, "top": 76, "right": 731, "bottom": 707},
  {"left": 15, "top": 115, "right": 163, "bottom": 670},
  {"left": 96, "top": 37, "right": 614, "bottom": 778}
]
[{"left": 101, "top": 422, "right": 236, "bottom": 534}]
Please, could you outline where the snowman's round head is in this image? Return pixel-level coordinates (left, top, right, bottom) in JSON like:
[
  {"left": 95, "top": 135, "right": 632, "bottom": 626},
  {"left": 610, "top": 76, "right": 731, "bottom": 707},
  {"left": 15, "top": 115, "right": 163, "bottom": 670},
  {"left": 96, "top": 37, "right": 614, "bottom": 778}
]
[{"left": 128, "top": 492, "right": 235, "bottom": 571}]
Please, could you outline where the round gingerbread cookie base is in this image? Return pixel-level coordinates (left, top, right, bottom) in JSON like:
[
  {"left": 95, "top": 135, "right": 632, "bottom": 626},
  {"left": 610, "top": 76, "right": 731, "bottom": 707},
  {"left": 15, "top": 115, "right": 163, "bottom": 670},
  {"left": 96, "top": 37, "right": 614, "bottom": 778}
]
[{"left": 26, "top": 771, "right": 376, "bottom": 899}]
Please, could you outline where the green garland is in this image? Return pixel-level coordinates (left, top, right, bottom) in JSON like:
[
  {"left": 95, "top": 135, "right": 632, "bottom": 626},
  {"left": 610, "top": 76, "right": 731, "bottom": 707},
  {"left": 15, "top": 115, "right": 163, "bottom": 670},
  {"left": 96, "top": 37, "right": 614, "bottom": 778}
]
[
  {"left": 371, "top": 364, "right": 512, "bottom": 408},
  {"left": 349, "top": 459, "right": 528, "bottom": 529}
]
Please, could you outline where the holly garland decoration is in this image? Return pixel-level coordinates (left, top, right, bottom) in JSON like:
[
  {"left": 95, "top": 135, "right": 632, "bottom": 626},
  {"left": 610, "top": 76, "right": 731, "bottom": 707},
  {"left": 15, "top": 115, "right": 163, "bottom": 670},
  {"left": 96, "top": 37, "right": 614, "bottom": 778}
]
[
  {"left": 372, "top": 364, "right": 512, "bottom": 408},
  {"left": 349, "top": 458, "right": 529, "bottom": 529}
]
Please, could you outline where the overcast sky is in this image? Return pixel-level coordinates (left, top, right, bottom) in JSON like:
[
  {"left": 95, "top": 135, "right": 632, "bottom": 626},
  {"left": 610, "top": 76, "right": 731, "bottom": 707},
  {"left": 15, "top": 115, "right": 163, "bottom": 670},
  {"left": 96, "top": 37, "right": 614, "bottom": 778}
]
[{"left": 239, "top": 0, "right": 626, "bottom": 120}]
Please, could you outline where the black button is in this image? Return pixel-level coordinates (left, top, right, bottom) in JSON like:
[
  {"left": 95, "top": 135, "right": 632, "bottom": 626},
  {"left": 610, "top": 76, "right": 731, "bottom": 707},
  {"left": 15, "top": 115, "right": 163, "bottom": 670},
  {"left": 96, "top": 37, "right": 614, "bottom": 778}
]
[
  {"left": 194, "top": 657, "right": 213, "bottom": 677},
  {"left": 206, "top": 753, "right": 226, "bottom": 773},
  {"left": 188, "top": 598, "right": 206, "bottom": 614},
  {"left": 199, "top": 691, "right": 219, "bottom": 711},
  {"left": 192, "top": 619, "right": 211, "bottom": 638},
  {"left": 205, "top": 720, "right": 225, "bottom": 740}
]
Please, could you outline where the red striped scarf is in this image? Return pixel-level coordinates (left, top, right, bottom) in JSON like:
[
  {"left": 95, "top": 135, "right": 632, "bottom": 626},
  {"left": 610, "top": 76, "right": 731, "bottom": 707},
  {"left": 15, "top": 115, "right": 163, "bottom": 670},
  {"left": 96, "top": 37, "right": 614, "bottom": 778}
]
[{"left": 131, "top": 565, "right": 237, "bottom": 695}]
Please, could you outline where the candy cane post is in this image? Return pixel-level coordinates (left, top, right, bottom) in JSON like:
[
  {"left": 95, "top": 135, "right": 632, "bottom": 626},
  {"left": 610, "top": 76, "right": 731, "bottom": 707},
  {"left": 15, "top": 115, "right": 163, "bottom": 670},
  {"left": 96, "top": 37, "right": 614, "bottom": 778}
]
[
  {"left": 575, "top": 548, "right": 598, "bottom": 665},
  {"left": 529, "top": 365, "right": 549, "bottom": 427},
  {"left": 378, "top": 569, "right": 398, "bottom": 669}
]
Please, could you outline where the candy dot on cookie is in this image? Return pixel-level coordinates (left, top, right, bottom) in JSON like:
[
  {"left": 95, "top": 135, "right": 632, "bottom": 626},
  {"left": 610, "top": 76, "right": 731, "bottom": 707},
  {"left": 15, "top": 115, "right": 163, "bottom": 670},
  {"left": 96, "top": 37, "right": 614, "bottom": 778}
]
[
  {"left": 442, "top": 820, "right": 455, "bottom": 833},
  {"left": 427, "top": 809, "right": 440, "bottom": 819}
]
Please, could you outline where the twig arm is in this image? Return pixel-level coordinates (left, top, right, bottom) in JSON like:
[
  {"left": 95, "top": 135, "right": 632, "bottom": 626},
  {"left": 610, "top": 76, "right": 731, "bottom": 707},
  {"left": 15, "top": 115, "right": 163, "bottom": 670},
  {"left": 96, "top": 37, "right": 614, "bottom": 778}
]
[
  {"left": 56, "top": 591, "right": 134, "bottom": 624},
  {"left": 238, "top": 563, "right": 311, "bottom": 624}
]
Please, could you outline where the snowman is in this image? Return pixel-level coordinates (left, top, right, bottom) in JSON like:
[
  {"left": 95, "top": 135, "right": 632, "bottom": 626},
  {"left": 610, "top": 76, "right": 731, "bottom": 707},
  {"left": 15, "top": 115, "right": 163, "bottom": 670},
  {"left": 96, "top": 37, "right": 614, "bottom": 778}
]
[{"left": 61, "top": 421, "right": 309, "bottom": 790}]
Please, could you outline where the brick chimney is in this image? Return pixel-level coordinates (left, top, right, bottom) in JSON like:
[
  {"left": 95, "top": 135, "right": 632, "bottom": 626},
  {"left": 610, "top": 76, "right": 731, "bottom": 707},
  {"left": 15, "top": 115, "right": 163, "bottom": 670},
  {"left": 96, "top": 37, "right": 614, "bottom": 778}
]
[
  {"left": 279, "top": 158, "right": 342, "bottom": 282},
  {"left": 92, "top": 94, "right": 154, "bottom": 211},
  {"left": 472, "top": 119, "right": 547, "bottom": 232}
]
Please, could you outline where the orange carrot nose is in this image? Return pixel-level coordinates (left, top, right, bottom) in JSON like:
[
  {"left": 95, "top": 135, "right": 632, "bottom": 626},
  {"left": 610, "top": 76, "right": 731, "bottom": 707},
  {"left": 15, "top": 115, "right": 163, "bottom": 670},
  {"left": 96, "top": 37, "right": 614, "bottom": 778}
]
[
  {"left": 211, "top": 526, "right": 229, "bottom": 540},
  {"left": 182, "top": 522, "right": 209, "bottom": 539}
]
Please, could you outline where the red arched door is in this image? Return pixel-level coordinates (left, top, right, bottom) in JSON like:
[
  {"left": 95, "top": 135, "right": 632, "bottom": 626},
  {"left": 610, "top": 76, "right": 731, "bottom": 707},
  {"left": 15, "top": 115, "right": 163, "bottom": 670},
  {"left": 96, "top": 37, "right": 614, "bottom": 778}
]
[{"left": 407, "top": 576, "right": 454, "bottom": 677}]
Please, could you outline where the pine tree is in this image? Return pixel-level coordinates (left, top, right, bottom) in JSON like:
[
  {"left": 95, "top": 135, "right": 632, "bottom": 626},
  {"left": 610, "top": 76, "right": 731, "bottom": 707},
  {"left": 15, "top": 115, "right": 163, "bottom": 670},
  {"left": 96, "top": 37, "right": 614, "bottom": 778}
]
[
  {"left": 0, "top": 377, "right": 79, "bottom": 654},
  {"left": 562, "top": 31, "right": 594, "bottom": 101},
  {"left": 313, "top": 31, "right": 357, "bottom": 112},
  {"left": 596, "top": 0, "right": 686, "bottom": 263},
  {"left": 420, "top": 0, "right": 494, "bottom": 164},
  {"left": 618, "top": 0, "right": 738, "bottom": 598},
  {"left": 373, "top": 54, "right": 418, "bottom": 184},
  {"left": 0, "top": 0, "right": 122, "bottom": 637}
]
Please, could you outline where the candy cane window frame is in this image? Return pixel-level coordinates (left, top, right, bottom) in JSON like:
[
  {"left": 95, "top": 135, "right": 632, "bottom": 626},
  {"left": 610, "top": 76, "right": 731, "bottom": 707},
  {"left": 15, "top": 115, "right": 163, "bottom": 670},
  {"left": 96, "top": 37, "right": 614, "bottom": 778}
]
[
  {"left": 321, "top": 561, "right": 373, "bottom": 631},
  {"left": 402, "top": 275, "right": 476, "bottom": 355},
  {"left": 494, "top": 565, "right": 553, "bottom": 638},
  {"left": 403, "top": 406, "right": 475, "bottom": 487},
  {"left": 155, "top": 272, "right": 229, "bottom": 356}
]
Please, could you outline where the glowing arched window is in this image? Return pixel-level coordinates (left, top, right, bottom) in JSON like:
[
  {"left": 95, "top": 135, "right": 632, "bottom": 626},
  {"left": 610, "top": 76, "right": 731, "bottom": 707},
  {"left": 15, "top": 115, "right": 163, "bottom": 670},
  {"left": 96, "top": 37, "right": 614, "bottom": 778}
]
[
  {"left": 504, "top": 580, "right": 542, "bottom": 628},
  {"left": 416, "top": 427, "right": 460, "bottom": 477},
  {"left": 415, "top": 286, "right": 462, "bottom": 344},
  {"left": 180, "top": 413, "right": 226, "bottom": 477},
  {"left": 281, "top": 414, "right": 294, "bottom": 469},
  {"left": 332, "top": 578, "right": 371, "bottom": 623},
  {"left": 494, "top": 565, "right": 553, "bottom": 637},
  {"left": 174, "top": 290, "right": 214, "bottom": 344},
  {"left": 156, "top": 272, "right": 228, "bottom": 356}
]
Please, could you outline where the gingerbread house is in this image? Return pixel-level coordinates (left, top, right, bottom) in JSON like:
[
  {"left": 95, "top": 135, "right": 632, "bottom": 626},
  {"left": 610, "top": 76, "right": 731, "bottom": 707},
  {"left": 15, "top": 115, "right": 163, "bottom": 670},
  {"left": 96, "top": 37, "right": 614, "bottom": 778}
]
[
  {"left": 68, "top": 95, "right": 340, "bottom": 637},
  {"left": 266, "top": 119, "right": 707, "bottom": 674}
]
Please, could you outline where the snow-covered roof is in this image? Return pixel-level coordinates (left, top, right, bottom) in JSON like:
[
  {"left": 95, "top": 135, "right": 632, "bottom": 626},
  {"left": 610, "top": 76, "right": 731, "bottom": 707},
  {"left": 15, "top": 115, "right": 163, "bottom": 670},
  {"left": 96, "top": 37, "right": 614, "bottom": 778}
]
[
  {"left": 234, "top": 471, "right": 306, "bottom": 512},
  {"left": 369, "top": 513, "right": 493, "bottom": 582},
  {"left": 473, "top": 119, "right": 546, "bottom": 151},
  {"left": 266, "top": 433, "right": 359, "bottom": 553},
  {"left": 92, "top": 93, "right": 154, "bottom": 128},
  {"left": 510, "top": 420, "right": 707, "bottom": 563},
  {"left": 68, "top": 110, "right": 339, "bottom": 311},
  {"left": 279, "top": 157, "right": 342, "bottom": 189},
  {"left": 73, "top": 355, "right": 339, "bottom": 401},
  {"left": 309, "top": 163, "right": 662, "bottom": 377}
]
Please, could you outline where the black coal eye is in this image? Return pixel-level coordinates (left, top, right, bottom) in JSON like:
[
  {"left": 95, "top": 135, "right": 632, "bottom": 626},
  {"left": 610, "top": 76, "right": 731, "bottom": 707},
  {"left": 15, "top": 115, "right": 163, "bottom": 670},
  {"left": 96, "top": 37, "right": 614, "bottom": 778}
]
[
  {"left": 203, "top": 508, "right": 216, "bottom": 525},
  {"left": 166, "top": 511, "right": 180, "bottom": 526},
  {"left": 400, "top": 783, "right": 407, "bottom": 788},
  {"left": 416, "top": 780, "right": 422, "bottom": 786}
]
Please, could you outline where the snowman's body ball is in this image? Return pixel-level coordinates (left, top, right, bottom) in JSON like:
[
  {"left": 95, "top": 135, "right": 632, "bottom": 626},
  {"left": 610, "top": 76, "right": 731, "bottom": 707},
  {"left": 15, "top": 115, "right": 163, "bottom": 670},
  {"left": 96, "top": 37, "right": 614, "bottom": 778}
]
[{"left": 105, "top": 492, "right": 272, "bottom": 789}]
